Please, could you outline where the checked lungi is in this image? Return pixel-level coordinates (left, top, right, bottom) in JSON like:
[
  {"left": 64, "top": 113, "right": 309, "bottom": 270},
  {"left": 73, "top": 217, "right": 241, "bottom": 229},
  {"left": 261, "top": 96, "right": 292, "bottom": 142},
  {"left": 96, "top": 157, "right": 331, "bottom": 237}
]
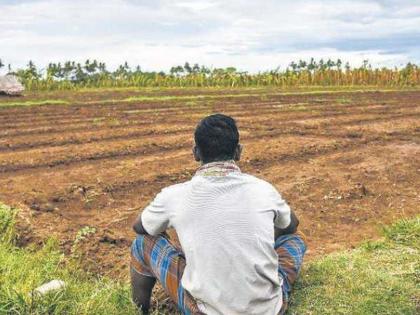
[{"left": 131, "top": 232, "right": 306, "bottom": 315}]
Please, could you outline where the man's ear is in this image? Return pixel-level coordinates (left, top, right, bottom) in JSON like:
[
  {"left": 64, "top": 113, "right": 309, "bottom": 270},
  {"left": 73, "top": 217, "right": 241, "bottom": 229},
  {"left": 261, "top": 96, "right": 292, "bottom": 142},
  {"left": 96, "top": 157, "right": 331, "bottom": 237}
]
[
  {"left": 193, "top": 145, "right": 201, "bottom": 162},
  {"left": 234, "top": 144, "right": 242, "bottom": 161}
]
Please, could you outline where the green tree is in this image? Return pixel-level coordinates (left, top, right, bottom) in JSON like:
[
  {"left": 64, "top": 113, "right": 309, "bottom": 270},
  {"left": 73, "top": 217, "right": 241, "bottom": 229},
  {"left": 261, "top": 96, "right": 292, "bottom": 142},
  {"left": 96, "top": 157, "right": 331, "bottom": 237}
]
[
  {"left": 184, "top": 62, "right": 192, "bottom": 74},
  {"left": 26, "top": 60, "right": 40, "bottom": 79},
  {"left": 170, "top": 65, "right": 184, "bottom": 76}
]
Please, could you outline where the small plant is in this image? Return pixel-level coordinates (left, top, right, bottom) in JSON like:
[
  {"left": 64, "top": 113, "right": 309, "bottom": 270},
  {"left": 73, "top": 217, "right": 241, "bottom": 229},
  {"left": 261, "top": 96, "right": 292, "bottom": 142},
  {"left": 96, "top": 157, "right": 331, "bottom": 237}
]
[
  {"left": 108, "top": 118, "right": 121, "bottom": 126},
  {"left": 71, "top": 226, "right": 96, "bottom": 256},
  {"left": 382, "top": 217, "right": 420, "bottom": 246},
  {"left": 74, "top": 226, "right": 96, "bottom": 244},
  {"left": 260, "top": 94, "right": 269, "bottom": 101},
  {"left": 92, "top": 117, "right": 105, "bottom": 125},
  {"left": 0, "top": 203, "right": 17, "bottom": 244},
  {"left": 338, "top": 97, "right": 352, "bottom": 104}
]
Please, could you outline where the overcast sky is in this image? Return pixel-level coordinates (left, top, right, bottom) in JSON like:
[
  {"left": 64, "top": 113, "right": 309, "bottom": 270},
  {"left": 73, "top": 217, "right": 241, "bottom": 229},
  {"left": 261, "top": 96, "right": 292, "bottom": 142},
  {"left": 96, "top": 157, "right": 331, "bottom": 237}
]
[{"left": 1, "top": 0, "right": 420, "bottom": 72}]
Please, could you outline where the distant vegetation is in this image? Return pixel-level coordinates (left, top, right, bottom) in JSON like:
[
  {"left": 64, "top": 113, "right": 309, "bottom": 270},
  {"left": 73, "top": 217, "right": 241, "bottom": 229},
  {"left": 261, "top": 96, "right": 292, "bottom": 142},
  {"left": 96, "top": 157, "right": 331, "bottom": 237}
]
[
  {"left": 1, "top": 202, "right": 418, "bottom": 314},
  {"left": 0, "top": 58, "right": 419, "bottom": 90}
]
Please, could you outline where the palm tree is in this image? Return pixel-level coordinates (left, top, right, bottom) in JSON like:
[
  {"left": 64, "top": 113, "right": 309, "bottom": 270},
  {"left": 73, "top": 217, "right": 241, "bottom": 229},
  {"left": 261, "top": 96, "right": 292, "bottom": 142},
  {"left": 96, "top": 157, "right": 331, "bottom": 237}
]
[
  {"left": 184, "top": 62, "right": 192, "bottom": 74},
  {"left": 170, "top": 66, "right": 184, "bottom": 76},
  {"left": 27, "top": 61, "right": 40, "bottom": 79}
]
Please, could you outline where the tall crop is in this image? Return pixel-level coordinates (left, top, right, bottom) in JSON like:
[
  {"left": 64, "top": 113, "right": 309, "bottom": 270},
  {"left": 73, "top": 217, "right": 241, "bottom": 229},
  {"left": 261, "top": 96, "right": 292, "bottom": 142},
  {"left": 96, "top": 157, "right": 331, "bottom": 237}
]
[{"left": 5, "top": 59, "right": 420, "bottom": 91}]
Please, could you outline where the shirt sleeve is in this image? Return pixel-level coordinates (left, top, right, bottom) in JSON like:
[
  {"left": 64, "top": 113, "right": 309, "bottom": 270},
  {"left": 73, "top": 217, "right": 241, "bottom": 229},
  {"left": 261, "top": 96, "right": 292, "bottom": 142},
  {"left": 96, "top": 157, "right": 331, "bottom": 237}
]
[
  {"left": 141, "top": 189, "right": 171, "bottom": 236},
  {"left": 271, "top": 187, "right": 291, "bottom": 229}
]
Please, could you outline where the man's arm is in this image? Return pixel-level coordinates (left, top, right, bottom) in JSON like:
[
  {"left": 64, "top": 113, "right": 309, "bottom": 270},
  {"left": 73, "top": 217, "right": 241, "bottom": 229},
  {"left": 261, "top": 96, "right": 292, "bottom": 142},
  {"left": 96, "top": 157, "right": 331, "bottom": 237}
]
[
  {"left": 133, "top": 213, "right": 149, "bottom": 235},
  {"left": 132, "top": 189, "right": 170, "bottom": 236},
  {"left": 275, "top": 209, "right": 299, "bottom": 239}
]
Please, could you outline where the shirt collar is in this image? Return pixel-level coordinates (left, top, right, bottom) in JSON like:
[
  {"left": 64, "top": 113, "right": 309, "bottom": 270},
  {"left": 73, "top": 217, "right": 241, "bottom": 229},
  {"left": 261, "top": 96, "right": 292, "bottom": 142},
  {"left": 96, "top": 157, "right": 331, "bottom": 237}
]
[{"left": 195, "top": 160, "right": 241, "bottom": 177}]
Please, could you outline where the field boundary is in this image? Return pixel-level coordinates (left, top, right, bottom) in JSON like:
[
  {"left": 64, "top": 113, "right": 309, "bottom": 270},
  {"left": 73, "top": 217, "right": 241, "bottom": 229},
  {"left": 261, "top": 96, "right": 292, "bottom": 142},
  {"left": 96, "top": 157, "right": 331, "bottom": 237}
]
[{"left": 1, "top": 87, "right": 420, "bottom": 108}]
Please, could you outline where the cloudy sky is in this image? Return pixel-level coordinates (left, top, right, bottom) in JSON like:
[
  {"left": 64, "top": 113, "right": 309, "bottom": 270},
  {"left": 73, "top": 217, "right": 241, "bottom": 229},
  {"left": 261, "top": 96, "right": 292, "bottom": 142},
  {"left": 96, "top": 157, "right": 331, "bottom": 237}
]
[{"left": 1, "top": 0, "right": 420, "bottom": 72}]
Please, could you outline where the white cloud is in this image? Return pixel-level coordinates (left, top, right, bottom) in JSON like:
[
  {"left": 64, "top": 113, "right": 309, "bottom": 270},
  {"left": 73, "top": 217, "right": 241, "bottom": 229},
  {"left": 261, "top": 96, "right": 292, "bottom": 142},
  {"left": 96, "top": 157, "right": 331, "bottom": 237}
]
[{"left": 0, "top": 0, "right": 419, "bottom": 73}]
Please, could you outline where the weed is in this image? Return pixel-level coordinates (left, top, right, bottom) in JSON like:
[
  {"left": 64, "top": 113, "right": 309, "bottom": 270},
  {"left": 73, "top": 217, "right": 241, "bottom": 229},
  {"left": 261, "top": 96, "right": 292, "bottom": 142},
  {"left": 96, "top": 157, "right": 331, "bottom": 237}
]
[
  {"left": 260, "top": 94, "right": 269, "bottom": 101},
  {"left": 75, "top": 226, "right": 96, "bottom": 243},
  {"left": 92, "top": 117, "right": 105, "bottom": 125},
  {"left": 71, "top": 226, "right": 96, "bottom": 257},
  {"left": 0, "top": 203, "right": 16, "bottom": 244},
  {"left": 337, "top": 97, "right": 352, "bottom": 104}
]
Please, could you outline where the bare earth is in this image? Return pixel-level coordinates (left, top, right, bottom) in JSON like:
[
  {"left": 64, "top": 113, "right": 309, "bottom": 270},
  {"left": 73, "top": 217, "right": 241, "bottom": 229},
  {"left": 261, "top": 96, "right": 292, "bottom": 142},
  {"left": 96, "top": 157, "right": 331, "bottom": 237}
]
[{"left": 0, "top": 88, "right": 419, "bottom": 279}]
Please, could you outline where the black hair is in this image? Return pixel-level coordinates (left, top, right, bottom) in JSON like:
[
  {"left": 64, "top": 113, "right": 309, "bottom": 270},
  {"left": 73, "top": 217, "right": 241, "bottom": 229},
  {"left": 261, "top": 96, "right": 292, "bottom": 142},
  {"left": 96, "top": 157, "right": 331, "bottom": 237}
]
[{"left": 194, "top": 114, "right": 239, "bottom": 163}]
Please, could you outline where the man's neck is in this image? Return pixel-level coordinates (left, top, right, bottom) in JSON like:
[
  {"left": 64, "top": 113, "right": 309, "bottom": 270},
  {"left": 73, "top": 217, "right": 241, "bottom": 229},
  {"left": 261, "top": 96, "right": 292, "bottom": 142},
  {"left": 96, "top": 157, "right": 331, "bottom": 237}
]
[
  {"left": 201, "top": 159, "right": 235, "bottom": 165},
  {"left": 195, "top": 160, "right": 240, "bottom": 177}
]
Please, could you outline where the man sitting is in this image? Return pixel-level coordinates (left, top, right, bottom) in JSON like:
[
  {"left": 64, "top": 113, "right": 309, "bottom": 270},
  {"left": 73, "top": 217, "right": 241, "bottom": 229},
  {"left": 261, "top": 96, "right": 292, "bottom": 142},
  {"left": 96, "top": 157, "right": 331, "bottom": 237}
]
[{"left": 131, "top": 114, "right": 306, "bottom": 315}]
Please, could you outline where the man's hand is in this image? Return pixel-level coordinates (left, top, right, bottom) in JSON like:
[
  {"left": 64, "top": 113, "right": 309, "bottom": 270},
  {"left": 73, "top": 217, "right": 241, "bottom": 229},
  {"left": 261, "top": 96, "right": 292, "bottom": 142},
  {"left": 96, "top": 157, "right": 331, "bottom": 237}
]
[
  {"left": 275, "top": 210, "right": 299, "bottom": 239},
  {"left": 133, "top": 214, "right": 149, "bottom": 235}
]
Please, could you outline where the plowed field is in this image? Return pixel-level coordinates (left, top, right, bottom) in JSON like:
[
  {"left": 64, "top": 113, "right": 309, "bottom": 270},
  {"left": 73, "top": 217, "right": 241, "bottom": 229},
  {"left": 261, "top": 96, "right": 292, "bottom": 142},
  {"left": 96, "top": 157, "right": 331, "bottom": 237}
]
[{"left": 0, "top": 88, "right": 419, "bottom": 278}]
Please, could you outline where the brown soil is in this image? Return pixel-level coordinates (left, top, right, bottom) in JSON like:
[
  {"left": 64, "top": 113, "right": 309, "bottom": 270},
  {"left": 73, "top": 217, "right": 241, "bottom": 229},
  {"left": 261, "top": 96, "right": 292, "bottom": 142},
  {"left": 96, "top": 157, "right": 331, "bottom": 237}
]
[{"left": 0, "top": 89, "right": 419, "bottom": 279}]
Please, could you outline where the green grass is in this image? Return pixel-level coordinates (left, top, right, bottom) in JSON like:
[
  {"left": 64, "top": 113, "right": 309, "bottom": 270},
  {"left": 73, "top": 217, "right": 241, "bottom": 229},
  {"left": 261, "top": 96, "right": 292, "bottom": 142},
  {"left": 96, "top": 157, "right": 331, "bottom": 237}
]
[
  {"left": 0, "top": 204, "right": 138, "bottom": 315},
  {"left": 0, "top": 99, "right": 70, "bottom": 107},
  {"left": 289, "top": 217, "right": 419, "bottom": 314},
  {"left": 0, "top": 202, "right": 418, "bottom": 314}
]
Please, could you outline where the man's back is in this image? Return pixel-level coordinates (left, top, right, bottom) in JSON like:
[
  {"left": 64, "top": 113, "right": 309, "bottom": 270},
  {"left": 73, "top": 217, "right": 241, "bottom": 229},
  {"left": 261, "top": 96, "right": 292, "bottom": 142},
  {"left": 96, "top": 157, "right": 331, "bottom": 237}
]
[{"left": 141, "top": 161, "right": 292, "bottom": 315}]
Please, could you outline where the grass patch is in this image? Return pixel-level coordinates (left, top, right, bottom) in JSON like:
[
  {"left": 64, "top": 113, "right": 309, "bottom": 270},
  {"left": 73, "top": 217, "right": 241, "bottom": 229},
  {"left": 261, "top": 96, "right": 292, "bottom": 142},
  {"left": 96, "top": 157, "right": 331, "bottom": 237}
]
[
  {"left": 279, "top": 103, "right": 309, "bottom": 111},
  {"left": 0, "top": 99, "right": 69, "bottom": 107},
  {"left": 0, "top": 204, "right": 17, "bottom": 244},
  {"left": 289, "top": 217, "right": 419, "bottom": 314},
  {"left": 0, "top": 202, "right": 418, "bottom": 314},
  {"left": 0, "top": 203, "right": 138, "bottom": 315}
]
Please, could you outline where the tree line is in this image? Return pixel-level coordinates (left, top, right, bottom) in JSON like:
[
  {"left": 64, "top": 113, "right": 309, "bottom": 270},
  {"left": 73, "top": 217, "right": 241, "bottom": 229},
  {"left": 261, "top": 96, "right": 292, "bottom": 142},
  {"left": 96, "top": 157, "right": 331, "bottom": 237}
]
[{"left": 0, "top": 58, "right": 419, "bottom": 90}]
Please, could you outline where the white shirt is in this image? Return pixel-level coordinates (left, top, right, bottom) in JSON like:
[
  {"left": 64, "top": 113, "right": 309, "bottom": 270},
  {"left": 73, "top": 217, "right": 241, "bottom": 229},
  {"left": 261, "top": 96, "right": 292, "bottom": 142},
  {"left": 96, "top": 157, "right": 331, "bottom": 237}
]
[{"left": 141, "top": 161, "right": 291, "bottom": 315}]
